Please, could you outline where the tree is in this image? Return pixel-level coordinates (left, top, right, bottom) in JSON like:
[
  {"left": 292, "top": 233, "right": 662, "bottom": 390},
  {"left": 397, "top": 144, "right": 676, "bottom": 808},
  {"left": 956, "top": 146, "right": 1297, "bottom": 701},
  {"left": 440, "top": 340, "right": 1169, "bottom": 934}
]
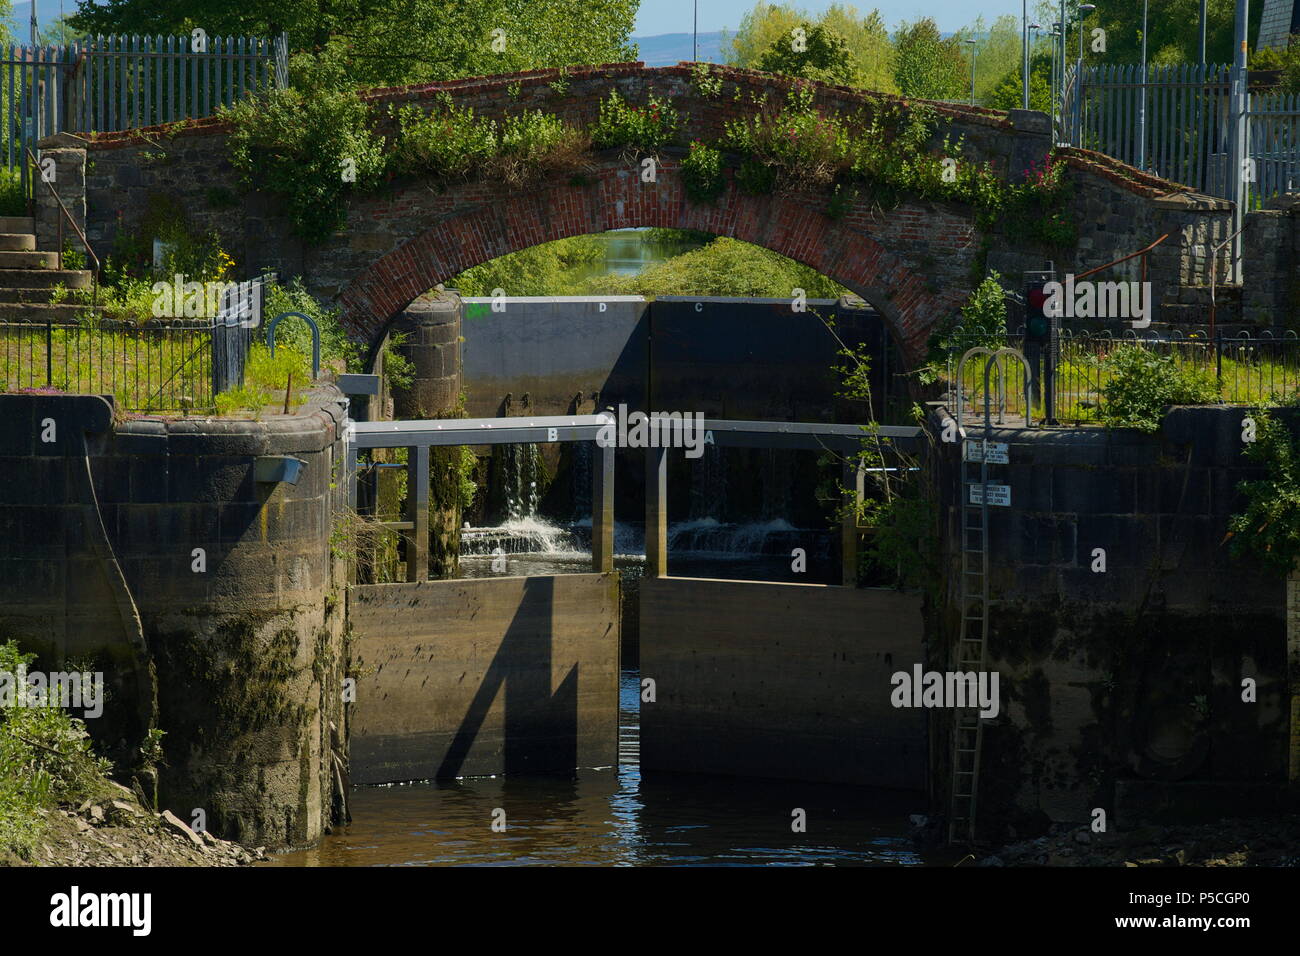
[
  {"left": 69, "top": 0, "right": 638, "bottom": 88},
  {"left": 892, "top": 17, "right": 967, "bottom": 101},
  {"left": 755, "top": 22, "right": 855, "bottom": 86},
  {"left": 1040, "top": 0, "right": 1261, "bottom": 68},
  {"left": 727, "top": 2, "right": 897, "bottom": 93},
  {"left": 952, "top": 14, "right": 1022, "bottom": 104},
  {"left": 987, "top": 51, "right": 1054, "bottom": 113}
]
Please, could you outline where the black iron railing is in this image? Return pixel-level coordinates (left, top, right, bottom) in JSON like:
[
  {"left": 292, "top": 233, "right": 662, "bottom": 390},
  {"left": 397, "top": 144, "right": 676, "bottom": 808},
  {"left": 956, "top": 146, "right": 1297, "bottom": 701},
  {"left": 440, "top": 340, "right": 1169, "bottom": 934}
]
[
  {"left": 942, "top": 327, "right": 1300, "bottom": 425},
  {"left": 0, "top": 317, "right": 215, "bottom": 412}
]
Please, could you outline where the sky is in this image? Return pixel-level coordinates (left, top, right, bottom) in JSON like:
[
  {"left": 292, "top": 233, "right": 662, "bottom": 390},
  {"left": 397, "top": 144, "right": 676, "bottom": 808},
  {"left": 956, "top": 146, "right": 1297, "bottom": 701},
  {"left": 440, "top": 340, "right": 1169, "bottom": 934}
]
[{"left": 633, "top": 0, "right": 1032, "bottom": 36}]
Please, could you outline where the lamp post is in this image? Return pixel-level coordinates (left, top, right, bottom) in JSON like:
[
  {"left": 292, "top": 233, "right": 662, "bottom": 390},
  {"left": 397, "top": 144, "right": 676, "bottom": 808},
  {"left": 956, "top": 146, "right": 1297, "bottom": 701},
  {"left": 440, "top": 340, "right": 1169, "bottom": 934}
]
[
  {"left": 1050, "top": 25, "right": 1062, "bottom": 140},
  {"left": 1137, "top": 0, "right": 1148, "bottom": 169},
  {"left": 693, "top": 0, "right": 698, "bottom": 62},
  {"left": 965, "top": 38, "right": 977, "bottom": 106},
  {"left": 1026, "top": 22, "right": 1043, "bottom": 109},
  {"left": 1023, "top": 1, "right": 1030, "bottom": 109},
  {"left": 1077, "top": 4, "right": 1096, "bottom": 64},
  {"left": 1073, "top": 5, "right": 1097, "bottom": 145},
  {"left": 1199, "top": 0, "right": 1207, "bottom": 66}
]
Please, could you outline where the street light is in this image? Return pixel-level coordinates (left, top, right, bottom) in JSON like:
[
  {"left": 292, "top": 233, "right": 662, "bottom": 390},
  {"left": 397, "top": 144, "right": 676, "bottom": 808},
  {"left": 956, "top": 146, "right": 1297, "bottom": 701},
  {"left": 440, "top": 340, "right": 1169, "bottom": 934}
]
[
  {"left": 1077, "top": 4, "right": 1096, "bottom": 65},
  {"left": 1028, "top": 22, "right": 1043, "bottom": 110},
  {"left": 1138, "top": 0, "right": 1148, "bottom": 168},
  {"left": 1071, "top": 4, "right": 1097, "bottom": 146},
  {"left": 1049, "top": 25, "right": 1062, "bottom": 138},
  {"left": 965, "top": 38, "right": 977, "bottom": 106}
]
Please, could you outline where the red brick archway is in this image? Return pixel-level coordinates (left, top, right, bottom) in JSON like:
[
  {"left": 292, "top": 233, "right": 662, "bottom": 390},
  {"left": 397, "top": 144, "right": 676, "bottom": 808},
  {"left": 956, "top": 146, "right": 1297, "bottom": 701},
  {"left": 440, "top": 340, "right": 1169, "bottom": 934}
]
[{"left": 335, "top": 156, "right": 979, "bottom": 370}]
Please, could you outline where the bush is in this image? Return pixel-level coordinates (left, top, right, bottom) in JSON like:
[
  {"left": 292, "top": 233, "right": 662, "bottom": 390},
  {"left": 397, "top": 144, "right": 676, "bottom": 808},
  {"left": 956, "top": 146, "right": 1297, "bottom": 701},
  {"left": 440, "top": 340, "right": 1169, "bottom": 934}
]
[
  {"left": 1099, "top": 345, "right": 1220, "bottom": 433},
  {"left": 394, "top": 104, "right": 588, "bottom": 188},
  {"left": 0, "top": 166, "right": 25, "bottom": 218},
  {"left": 680, "top": 142, "right": 725, "bottom": 204},
  {"left": 1227, "top": 409, "right": 1300, "bottom": 573},
  {"left": 736, "top": 157, "right": 777, "bottom": 195},
  {"left": 391, "top": 101, "right": 496, "bottom": 181},
  {"left": 263, "top": 278, "right": 360, "bottom": 374},
  {"left": 951, "top": 271, "right": 1008, "bottom": 348},
  {"left": 223, "top": 62, "right": 387, "bottom": 243},
  {"left": 485, "top": 110, "right": 590, "bottom": 187},
  {"left": 722, "top": 85, "right": 851, "bottom": 192},
  {"left": 0, "top": 640, "right": 113, "bottom": 861},
  {"left": 589, "top": 90, "right": 680, "bottom": 150}
]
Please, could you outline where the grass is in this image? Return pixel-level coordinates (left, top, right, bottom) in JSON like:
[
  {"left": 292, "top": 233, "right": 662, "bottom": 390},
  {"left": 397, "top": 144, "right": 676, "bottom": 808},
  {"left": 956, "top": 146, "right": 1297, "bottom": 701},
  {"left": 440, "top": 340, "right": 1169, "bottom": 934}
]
[
  {"left": 0, "top": 318, "right": 215, "bottom": 414},
  {"left": 213, "top": 342, "right": 316, "bottom": 417}
]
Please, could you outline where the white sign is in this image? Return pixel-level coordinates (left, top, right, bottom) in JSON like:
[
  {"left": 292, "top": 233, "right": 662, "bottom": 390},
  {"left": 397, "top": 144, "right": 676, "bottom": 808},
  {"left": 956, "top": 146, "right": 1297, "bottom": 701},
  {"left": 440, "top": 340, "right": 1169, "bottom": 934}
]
[
  {"left": 964, "top": 440, "right": 1009, "bottom": 464},
  {"left": 969, "top": 483, "right": 1011, "bottom": 507}
]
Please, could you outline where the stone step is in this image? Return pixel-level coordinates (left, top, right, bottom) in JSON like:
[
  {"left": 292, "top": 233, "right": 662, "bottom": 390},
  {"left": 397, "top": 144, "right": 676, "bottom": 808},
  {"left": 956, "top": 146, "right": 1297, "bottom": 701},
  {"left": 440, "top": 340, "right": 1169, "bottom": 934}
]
[
  {"left": 0, "top": 233, "right": 36, "bottom": 252},
  {"left": 0, "top": 250, "right": 57, "bottom": 269},
  {"left": 0, "top": 216, "right": 35, "bottom": 234},
  {"left": 0, "top": 287, "right": 68, "bottom": 303},
  {"left": 0, "top": 269, "right": 92, "bottom": 290},
  {"left": 0, "top": 302, "right": 98, "bottom": 323}
]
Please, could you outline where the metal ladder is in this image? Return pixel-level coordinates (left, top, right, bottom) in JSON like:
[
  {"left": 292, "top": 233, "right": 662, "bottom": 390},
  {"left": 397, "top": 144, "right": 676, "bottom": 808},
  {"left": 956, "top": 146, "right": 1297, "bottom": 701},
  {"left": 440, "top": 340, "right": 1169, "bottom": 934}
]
[
  {"left": 948, "top": 347, "right": 1032, "bottom": 846},
  {"left": 949, "top": 432, "right": 991, "bottom": 845}
]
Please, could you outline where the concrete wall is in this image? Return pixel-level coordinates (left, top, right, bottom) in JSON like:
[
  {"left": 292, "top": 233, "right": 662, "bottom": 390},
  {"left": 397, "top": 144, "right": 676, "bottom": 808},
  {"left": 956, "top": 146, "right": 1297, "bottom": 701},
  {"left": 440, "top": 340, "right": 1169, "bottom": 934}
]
[
  {"left": 639, "top": 577, "right": 926, "bottom": 790},
  {"left": 460, "top": 295, "right": 894, "bottom": 419},
  {"left": 932, "top": 405, "right": 1294, "bottom": 836},
  {"left": 349, "top": 573, "right": 620, "bottom": 783},
  {"left": 460, "top": 296, "right": 647, "bottom": 419},
  {"left": 0, "top": 391, "right": 351, "bottom": 849}
]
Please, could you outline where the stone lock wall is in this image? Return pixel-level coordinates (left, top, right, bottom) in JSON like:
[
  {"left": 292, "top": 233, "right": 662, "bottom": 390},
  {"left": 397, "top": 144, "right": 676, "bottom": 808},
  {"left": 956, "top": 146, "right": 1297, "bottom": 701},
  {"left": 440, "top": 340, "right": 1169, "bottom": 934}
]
[
  {"left": 0, "top": 390, "right": 352, "bottom": 849},
  {"left": 931, "top": 406, "right": 1295, "bottom": 837}
]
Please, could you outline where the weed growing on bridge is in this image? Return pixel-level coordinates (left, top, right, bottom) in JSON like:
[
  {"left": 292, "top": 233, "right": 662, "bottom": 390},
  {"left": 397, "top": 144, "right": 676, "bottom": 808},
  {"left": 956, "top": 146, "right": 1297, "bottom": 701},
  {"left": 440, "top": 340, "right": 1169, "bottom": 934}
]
[
  {"left": 722, "top": 84, "right": 851, "bottom": 191},
  {"left": 224, "top": 76, "right": 386, "bottom": 242},
  {"left": 680, "top": 143, "right": 726, "bottom": 204},
  {"left": 489, "top": 111, "right": 590, "bottom": 187},
  {"left": 589, "top": 90, "right": 680, "bottom": 150},
  {"left": 690, "top": 62, "right": 724, "bottom": 99},
  {"left": 392, "top": 102, "right": 495, "bottom": 181},
  {"left": 393, "top": 104, "right": 588, "bottom": 188}
]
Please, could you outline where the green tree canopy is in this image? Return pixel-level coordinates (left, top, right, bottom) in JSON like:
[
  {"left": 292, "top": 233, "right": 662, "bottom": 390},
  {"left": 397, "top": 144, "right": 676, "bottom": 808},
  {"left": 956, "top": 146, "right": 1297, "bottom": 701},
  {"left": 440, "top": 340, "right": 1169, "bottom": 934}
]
[
  {"left": 892, "top": 17, "right": 967, "bottom": 101},
  {"left": 755, "top": 21, "right": 855, "bottom": 85},
  {"left": 727, "top": 2, "right": 896, "bottom": 93},
  {"left": 69, "top": 0, "right": 638, "bottom": 88}
]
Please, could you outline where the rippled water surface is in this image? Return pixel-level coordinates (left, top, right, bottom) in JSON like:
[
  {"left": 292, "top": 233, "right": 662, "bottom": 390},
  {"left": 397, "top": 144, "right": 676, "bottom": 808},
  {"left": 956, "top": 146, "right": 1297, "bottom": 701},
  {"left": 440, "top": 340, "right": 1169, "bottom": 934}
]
[{"left": 267, "top": 672, "right": 927, "bottom": 867}]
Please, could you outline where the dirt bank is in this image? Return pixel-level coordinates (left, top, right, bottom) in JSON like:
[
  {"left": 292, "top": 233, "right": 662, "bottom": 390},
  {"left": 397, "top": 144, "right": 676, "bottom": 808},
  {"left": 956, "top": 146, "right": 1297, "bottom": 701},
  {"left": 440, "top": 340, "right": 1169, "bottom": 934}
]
[
  {"left": 973, "top": 816, "right": 1300, "bottom": 867},
  {"left": 2, "top": 782, "right": 262, "bottom": 867}
]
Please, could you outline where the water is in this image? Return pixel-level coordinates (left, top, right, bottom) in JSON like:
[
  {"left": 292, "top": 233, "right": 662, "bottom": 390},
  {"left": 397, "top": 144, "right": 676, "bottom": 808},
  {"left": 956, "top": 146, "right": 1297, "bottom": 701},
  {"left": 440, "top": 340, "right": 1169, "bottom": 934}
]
[
  {"left": 265, "top": 671, "right": 925, "bottom": 867},
  {"left": 457, "top": 518, "right": 838, "bottom": 583},
  {"left": 558, "top": 229, "right": 705, "bottom": 288}
]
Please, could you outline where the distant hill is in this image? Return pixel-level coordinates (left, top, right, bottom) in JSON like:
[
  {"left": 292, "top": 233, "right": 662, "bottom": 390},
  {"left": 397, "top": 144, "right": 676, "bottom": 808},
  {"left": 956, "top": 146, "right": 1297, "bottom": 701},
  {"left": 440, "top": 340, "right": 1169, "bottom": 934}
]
[{"left": 633, "top": 31, "right": 727, "bottom": 67}]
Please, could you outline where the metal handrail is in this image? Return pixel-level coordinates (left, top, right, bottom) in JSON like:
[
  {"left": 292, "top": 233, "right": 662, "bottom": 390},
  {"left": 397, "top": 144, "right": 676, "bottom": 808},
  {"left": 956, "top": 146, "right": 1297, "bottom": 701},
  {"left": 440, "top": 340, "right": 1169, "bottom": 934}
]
[
  {"left": 1073, "top": 233, "right": 1169, "bottom": 282},
  {"left": 25, "top": 146, "right": 100, "bottom": 309}
]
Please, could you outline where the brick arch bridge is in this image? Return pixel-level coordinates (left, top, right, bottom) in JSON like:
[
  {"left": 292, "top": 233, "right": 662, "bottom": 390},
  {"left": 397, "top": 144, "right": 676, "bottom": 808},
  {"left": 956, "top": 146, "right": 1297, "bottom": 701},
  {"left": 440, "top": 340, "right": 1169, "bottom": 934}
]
[{"left": 68, "top": 62, "right": 1235, "bottom": 370}]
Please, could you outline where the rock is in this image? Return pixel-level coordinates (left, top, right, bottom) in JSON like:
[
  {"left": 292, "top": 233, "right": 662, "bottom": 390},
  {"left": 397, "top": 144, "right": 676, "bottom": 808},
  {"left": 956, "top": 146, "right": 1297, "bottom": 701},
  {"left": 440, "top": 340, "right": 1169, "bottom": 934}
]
[
  {"left": 199, "top": 830, "right": 218, "bottom": 847},
  {"left": 160, "top": 810, "right": 203, "bottom": 847},
  {"left": 1074, "top": 830, "right": 1092, "bottom": 845},
  {"left": 104, "top": 780, "right": 137, "bottom": 800},
  {"left": 88, "top": 805, "right": 105, "bottom": 824}
]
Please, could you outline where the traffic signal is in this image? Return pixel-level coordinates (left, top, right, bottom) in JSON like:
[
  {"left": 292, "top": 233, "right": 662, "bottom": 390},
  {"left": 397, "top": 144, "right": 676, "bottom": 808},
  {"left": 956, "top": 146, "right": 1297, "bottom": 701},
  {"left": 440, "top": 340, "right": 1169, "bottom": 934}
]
[{"left": 1024, "top": 279, "right": 1051, "bottom": 346}]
